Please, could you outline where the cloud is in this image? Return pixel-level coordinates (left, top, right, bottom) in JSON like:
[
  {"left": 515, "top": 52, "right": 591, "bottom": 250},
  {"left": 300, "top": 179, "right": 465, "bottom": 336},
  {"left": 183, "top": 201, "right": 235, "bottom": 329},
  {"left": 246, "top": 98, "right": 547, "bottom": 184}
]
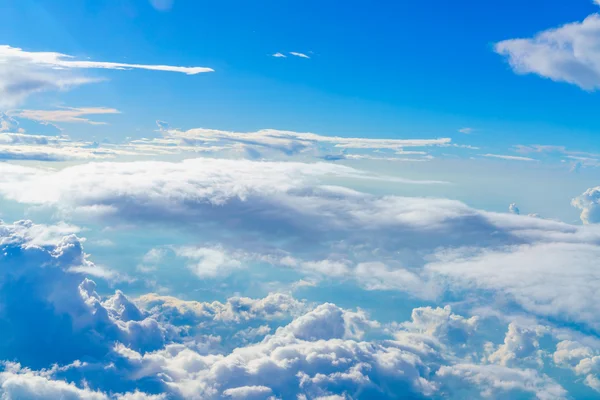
[
  {"left": 0, "top": 217, "right": 585, "bottom": 398},
  {"left": 509, "top": 203, "right": 520, "bottom": 215},
  {"left": 458, "top": 128, "right": 474, "bottom": 134},
  {"left": 0, "top": 45, "right": 213, "bottom": 107},
  {"left": 482, "top": 154, "right": 537, "bottom": 162},
  {"left": 149, "top": 126, "right": 451, "bottom": 158},
  {"left": 272, "top": 53, "right": 287, "bottom": 58},
  {"left": 495, "top": 13, "right": 600, "bottom": 90},
  {"left": 0, "top": 112, "right": 23, "bottom": 132},
  {"left": 0, "top": 220, "right": 167, "bottom": 369},
  {"left": 436, "top": 364, "right": 567, "bottom": 400},
  {"left": 487, "top": 323, "right": 547, "bottom": 367},
  {"left": 11, "top": 107, "right": 121, "bottom": 125},
  {"left": 289, "top": 52, "right": 310, "bottom": 59},
  {"left": 572, "top": 186, "right": 600, "bottom": 224},
  {"left": 427, "top": 241, "right": 600, "bottom": 331},
  {"left": 174, "top": 246, "right": 244, "bottom": 278}
]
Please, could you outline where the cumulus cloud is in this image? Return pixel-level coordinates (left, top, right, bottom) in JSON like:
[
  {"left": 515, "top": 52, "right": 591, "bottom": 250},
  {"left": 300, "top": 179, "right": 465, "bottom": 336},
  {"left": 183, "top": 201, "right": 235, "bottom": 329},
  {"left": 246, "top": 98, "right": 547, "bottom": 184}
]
[
  {"left": 572, "top": 186, "right": 600, "bottom": 224},
  {"left": 495, "top": 13, "right": 600, "bottom": 90},
  {"left": 436, "top": 364, "right": 567, "bottom": 400},
  {"left": 0, "top": 45, "right": 213, "bottom": 107},
  {"left": 487, "top": 323, "right": 547, "bottom": 367},
  {"left": 0, "top": 217, "right": 581, "bottom": 398},
  {"left": 0, "top": 220, "right": 167, "bottom": 369}
]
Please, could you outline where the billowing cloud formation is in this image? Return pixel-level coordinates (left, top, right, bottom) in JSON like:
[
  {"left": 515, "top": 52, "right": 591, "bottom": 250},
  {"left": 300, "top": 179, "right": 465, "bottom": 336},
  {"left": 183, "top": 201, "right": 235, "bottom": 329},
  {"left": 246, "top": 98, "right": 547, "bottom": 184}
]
[
  {"left": 0, "top": 45, "right": 213, "bottom": 107},
  {"left": 495, "top": 13, "right": 600, "bottom": 90},
  {"left": 4, "top": 214, "right": 600, "bottom": 398},
  {"left": 572, "top": 186, "right": 600, "bottom": 224},
  {"left": 1, "top": 158, "right": 600, "bottom": 335}
]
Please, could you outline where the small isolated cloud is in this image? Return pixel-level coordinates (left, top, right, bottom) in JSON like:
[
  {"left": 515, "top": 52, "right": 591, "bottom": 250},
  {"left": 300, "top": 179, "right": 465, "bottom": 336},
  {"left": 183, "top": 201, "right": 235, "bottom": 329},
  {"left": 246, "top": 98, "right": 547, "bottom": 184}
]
[
  {"left": 0, "top": 45, "right": 214, "bottom": 107},
  {"left": 495, "top": 13, "right": 600, "bottom": 90},
  {"left": 12, "top": 107, "right": 120, "bottom": 125},
  {"left": 289, "top": 52, "right": 310, "bottom": 59},
  {"left": 509, "top": 203, "right": 520, "bottom": 215},
  {"left": 572, "top": 186, "right": 600, "bottom": 224},
  {"left": 149, "top": 0, "right": 174, "bottom": 11},
  {"left": 458, "top": 127, "right": 474, "bottom": 134},
  {"left": 272, "top": 52, "right": 287, "bottom": 58},
  {"left": 482, "top": 153, "right": 537, "bottom": 162}
]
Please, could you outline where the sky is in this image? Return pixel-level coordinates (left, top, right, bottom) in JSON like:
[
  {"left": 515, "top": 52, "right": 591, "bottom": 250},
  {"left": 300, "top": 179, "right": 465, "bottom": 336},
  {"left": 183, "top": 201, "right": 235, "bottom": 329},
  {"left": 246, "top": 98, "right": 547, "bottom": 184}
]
[{"left": 1, "top": 1, "right": 600, "bottom": 399}]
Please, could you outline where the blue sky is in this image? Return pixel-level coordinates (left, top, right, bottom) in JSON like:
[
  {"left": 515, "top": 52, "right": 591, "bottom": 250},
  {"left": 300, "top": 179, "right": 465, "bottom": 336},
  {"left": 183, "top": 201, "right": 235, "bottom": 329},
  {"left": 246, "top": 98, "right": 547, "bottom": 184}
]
[
  {"left": 3, "top": 1, "right": 600, "bottom": 399},
  {"left": 2, "top": 0, "right": 600, "bottom": 150}
]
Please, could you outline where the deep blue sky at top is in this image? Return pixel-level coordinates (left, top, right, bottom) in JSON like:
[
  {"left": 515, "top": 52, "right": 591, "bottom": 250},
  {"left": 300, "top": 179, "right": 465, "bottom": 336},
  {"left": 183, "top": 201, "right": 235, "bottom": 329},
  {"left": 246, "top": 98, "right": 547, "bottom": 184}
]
[{"left": 1, "top": 0, "right": 599, "bottom": 151}]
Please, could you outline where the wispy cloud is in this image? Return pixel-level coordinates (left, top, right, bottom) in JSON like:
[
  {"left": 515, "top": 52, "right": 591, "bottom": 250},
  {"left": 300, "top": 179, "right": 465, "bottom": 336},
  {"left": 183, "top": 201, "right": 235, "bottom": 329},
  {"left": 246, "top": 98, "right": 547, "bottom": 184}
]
[
  {"left": 12, "top": 107, "right": 120, "bottom": 125},
  {"left": 272, "top": 52, "right": 287, "bottom": 58},
  {"left": 289, "top": 52, "right": 310, "bottom": 59},
  {"left": 482, "top": 153, "right": 537, "bottom": 162},
  {"left": 458, "top": 127, "right": 475, "bottom": 134},
  {"left": 0, "top": 45, "right": 214, "bottom": 107}
]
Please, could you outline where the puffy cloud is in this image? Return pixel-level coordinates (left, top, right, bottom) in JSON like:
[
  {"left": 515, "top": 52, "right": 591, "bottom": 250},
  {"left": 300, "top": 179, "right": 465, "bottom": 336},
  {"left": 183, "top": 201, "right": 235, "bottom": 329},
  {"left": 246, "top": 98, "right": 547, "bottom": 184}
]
[
  {"left": 572, "top": 186, "right": 600, "bottom": 224},
  {"left": 0, "top": 218, "right": 579, "bottom": 398},
  {"left": 175, "top": 246, "right": 243, "bottom": 278},
  {"left": 495, "top": 13, "right": 600, "bottom": 90},
  {"left": 0, "top": 219, "right": 166, "bottom": 369},
  {"left": 436, "top": 364, "right": 567, "bottom": 400},
  {"left": 553, "top": 340, "right": 600, "bottom": 392},
  {"left": 401, "top": 306, "right": 479, "bottom": 344},
  {"left": 487, "top": 323, "right": 547, "bottom": 367},
  {"left": 0, "top": 45, "right": 213, "bottom": 107}
]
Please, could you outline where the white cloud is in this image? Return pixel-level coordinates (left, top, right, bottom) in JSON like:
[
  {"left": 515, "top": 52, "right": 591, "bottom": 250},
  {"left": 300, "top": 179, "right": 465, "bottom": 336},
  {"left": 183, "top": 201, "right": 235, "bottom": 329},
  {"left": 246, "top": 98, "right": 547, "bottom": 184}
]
[
  {"left": 223, "top": 385, "right": 273, "bottom": 399},
  {"left": 289, "top": 52, "right": 310, "bottom": 59},
  {"left": 509, "top": 203, "right": 520, "bottom": 215},
  {"left": 0, "top": 217, "right": 583, "bottom": 398},
  {"left": 487, "top": 323, "right": 547, "bottom": 367},
  {"left": 572, "top": 186, "right": 600, "bottom": 224},
  {"left": 427, "top": 242, "right": 600, "bottom": 331},
  {"left": 151, "top": 126, "right": 451, "bottom": 157},
  {"left": 175, "top": 246, "right": 243, "bottom": 278},
  {"left": 482, "top": 154, "right": 537, "bottom": 161},
  {"left": 495, "top": 13, "right": 600, "bottom": 90},
  {"left": 12, "top": 107, "right": 120, "bottom": 125},
  {"left": 458, "top": 127, "right": 474, "bottom": 134},
  {"left": 0, "top": 45, "right": 213, "bottom": 107},
  {"left": 272, "top": 53, "right": 286, "bottom": 58},
  {"left": 436, "top": 364, "right": 567, "bottom": 400}
]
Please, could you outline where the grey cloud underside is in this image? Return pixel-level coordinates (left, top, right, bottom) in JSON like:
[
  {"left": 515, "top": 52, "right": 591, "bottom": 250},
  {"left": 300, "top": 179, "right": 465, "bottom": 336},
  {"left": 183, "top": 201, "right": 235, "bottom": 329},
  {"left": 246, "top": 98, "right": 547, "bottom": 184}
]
[{"left": 0, "top": 219, "right": 584, "bottom": 399}]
